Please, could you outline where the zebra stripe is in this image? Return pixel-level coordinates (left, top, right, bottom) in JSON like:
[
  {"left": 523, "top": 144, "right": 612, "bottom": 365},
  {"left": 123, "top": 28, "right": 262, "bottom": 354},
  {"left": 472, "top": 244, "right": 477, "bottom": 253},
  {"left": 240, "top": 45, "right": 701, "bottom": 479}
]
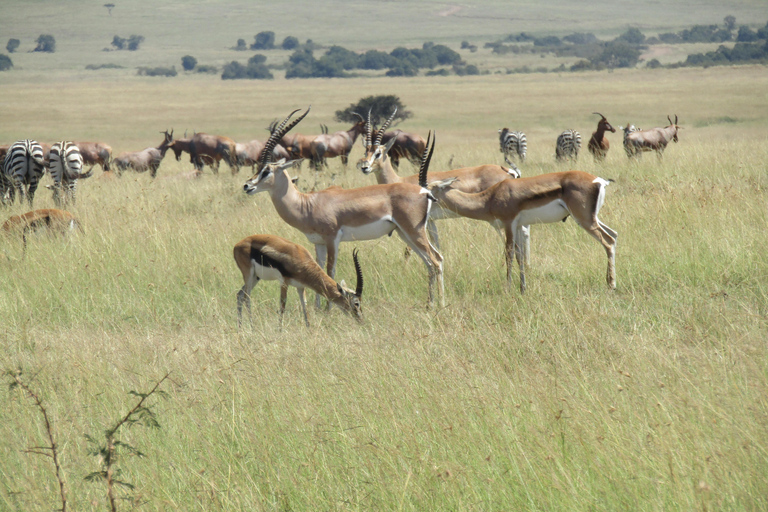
[
  {"left": 498, "top": 128, "right": 527, "bottom": 164},
  {"left": 2, "top": 139, "right": 46, "bottom": 206},
  {"left": 620, "top": 125, "right": 641, "bottom": 158},
  {"left": 555, "top": 130, "right": 581, "bottom": 161},
  {"left": 48, "top": 141, "right": 88, "bottom": 207}
]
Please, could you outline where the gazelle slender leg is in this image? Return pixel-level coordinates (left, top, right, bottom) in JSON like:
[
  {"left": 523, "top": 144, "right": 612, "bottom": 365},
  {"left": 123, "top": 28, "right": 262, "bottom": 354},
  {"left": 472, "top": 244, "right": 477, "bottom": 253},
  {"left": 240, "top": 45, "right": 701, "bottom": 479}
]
[
  {"left": 314, "top": 244, "right": 328, "bottom": 309},
  {"left": 520, "top": 225, "right": 531, "bottom": 265},
  {"left": 297, "top": 288, "right": 310, "bottom": 327},
  {"left": 279, "top": 282, "right": 289, "bottom": 328},
  {"left": 579, "top": 218, "right": 618, "bottom": 290},
  {"left": 323, "top": 241, "right": 340, "bottom": 311},
  {"left": 396, "top": 230, "right": 444, "bottom": 308},
  {"left": 237, "top": 275, "right": 259, "bottom": 328},
  {"left": 426, "top": 219, "right": 441, "bottom": 252},
  {"left": 504, "top": 225, "right": 515, "bottom": 289}
]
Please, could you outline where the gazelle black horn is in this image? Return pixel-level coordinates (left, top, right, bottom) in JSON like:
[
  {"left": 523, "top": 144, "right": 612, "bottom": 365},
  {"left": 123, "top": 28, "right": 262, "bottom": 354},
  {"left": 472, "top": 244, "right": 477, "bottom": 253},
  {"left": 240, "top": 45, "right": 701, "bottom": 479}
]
[
  {"left": 365, "top": 108, "right": 372, "bottom": 148},
  {"left": 353, "top": 248, "right": 363, "bottom": 297},
  {"left": 418, "top": 131, "right": 435, "bottom": 189},
  {"left": 375, "top": 107, "right": 397, "bottom": 146},
  {"left": 261, "top": 106, "right": 311, "bottom": 168}
]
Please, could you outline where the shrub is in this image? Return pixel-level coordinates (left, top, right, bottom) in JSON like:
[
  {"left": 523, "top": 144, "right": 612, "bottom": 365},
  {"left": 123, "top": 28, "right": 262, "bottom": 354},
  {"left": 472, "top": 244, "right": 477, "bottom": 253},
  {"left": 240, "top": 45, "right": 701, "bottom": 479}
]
[
  {"left": 646, "top": 58, "right": 662, "bottom": 68},
  {"left": 137, "top": 66, "right": 177, "bottom": 77},
  {"left": 181, "top": 55, "right": 197, "bottom": 71},
  {"left": 234, "top": 38, "right": 247, "bottom": 51},
  {"left": 195, "top": 64, "right": 218, "bottom": 74},
  {"left": 616, "top": 28, "right": 646, "bottom": 45},
  {"left": 112, "top": 35, "right": 144, "bottom": 51},
  {"left": 33, "top": 34, "right": 55, "bottom": 53},
  {"left": 426, "top": 68, "right": 450, "bottom": 76},
  {"left": 0, "top": 54, "right": 13, "bottom": 71},
  {"left": 737, "top": 26, "right": 758, "bottom": 42},
  {"left": 251, "top": 31, "right": 275, "bottom": 50},
  {"left": 221, "top": 60, "right": 273, "bottom": 80},
  {"left": 85, "top": 63, "right": 124, "bottom": 70},
  {"left": 127, "top": 35, "right": 145, "bottom": 51},
  {"left": 563, "top": 33, "right": 598, "bottom": 45},
  {"left": 335, "top": 95, "right": 413, "bottom": 125},
  {"left": 453, "top": 64, "right": 479, "bottom": 75},
  {"left": 6, "top": 38, "right": 20, "bottom": 53},
  {"left": 282, "top": 36, "right": 299, "bottom": 50}
]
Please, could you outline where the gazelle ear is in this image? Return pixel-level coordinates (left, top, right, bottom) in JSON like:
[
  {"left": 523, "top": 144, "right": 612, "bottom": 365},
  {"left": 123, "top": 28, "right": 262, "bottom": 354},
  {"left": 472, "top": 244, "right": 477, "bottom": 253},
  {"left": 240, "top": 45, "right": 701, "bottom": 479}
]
[
  {"left": 383, "top": 136, "right": 397, "bottom": 154},
  {"left": 337, "top": 282, "right": 347, "bottom": 295}
]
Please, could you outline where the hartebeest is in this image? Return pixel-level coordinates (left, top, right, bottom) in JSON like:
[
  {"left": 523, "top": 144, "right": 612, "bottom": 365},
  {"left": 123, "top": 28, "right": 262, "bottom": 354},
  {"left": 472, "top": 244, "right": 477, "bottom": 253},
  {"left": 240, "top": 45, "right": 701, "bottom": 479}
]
[
  {"left": 357, "top": 108, "right": 526, "bottom": 255},
  {"left": 244, "top": 107, "right": 444, "bottom": 308},
  {"left": 113, "top": 130, "right": 173, "bottom": 178},
  {"left": 74, "top": 141, "right": 113, "bottom": 173},
  {"left": 234, "top": 234, "right": 364, "bottom": 328},
  {"left": 587, "top": 112, "right": 616, "bottom": 162},
  {"left": 309, "top": 114, "right": 366, "bottom": 169},
  {"left": 2, "top": 208, "right": 82, "bottom": 258},
  {"left": 370, "top": 128, "right": 426, "bottom": 169},
  {"left": 188, "top": 132, "right": 239, "bottom": 174},
  {"left": 624, "top": 115, "right": 680, "bottom": 159},
  {"left": 429, "top": 171, "right": 617, "bottom": 294}
]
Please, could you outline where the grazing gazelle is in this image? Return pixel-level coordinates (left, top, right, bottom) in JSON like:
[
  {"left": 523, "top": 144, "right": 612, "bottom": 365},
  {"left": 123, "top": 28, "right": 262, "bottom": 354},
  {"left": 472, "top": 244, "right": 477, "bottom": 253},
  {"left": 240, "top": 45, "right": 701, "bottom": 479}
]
[
  {"left": 234, "top": 234, "right": 364, "bottom": 328},
  {"left": 429, "top": 171, "right": 617, "bottom": 293},
  {"left": 357, "top": 108, "right": 526, "bottom": 257},
  {"left": 244, "top": 107, "right": 444, "bottom": 308},
  {"left": 2, "top": 208, "right": 82, "bottom": 258}
]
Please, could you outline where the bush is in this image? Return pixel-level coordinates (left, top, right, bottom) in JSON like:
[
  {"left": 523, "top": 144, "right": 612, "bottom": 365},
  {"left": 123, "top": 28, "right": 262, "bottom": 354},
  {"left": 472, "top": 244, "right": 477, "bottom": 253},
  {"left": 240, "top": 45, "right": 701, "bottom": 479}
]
[
  {"left": 563, "top": 33, "right": 598, "bottom": 45},
  {"left": 6, "top": 38, "right": 20, "bottom": 53},
  {"left": 282, "top": 36, "right": 299, "bottom": 50},
  {"left": 0, "top": 54, "right": 13, "bottom": 71},
  {"left": 453, "top": 64, "right": 479, "bottom": 75},
  {"left": 737, "top": 26, "right": 758, "bottom": 42},
  {"left": 195, "top": 64, "right": 218, "bottom": 74},
  {"left": 85, "top": 63, "right": 124, "bottom": 70},
  {"left": 221, "top": 60, "right": 273, "bottom": 80},
  {"left": 335, "top": 95, "right": 413, "bottom": 126},
  {"left": 616, "top": 28, "right": 646, "bottom": 45},
  {"left": 646, "top": 58, "right": 662, "bottom": 69},
  {"left": 127, "top": 35, "right": 144, "bottom": 51},
  {"left": 181, "top": 55, "right": 197, "bottom": 71},
  {"left": 137, "top": 66, "right": 177, "bottom": 77},
  {"left": 112, "top": 35, "right": 144, "bottom": 51},
  {"left": 248, "top": 54, "right": 267, "bottom": 66},
  {"left": 426, "top": 68, "right": 450, "bottom": 76},
  {"left": 590, "top": 41, "right": 641, "bottom": 68},
  {"left": 234, "top": 38, "right": 247, "bottom": 51},
  {"left": 33, "top": 34, "right": 55, "bottom": 53},
  {"left": 251, "top": 31, "right": 275, "bottom": 50}
]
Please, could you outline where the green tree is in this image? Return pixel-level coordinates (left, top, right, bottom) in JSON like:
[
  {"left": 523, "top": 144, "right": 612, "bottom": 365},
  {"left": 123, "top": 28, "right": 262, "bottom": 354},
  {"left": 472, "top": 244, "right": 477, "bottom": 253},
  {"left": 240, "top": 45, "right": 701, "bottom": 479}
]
[
  {"left": 33, "top": 34, "right": 55, "bottom": 53},
  {"left": 281, "top": 36, "right": 299, "bottom": 50},
  {"left": 335, "top": 95, "right": 413, "bottom": 125},
  {"left": 127, "top": 35, "right": 144, "bottom": 51},
  {"left": 0, "top": 54, "right": 13, "bottom": 71},
  {"left": 234, "top": 38, "right": 247, "bottom": 51},
  {"left": 616, "top": 28, "right": 646, "bottom": 45},
  {"left": 181, "top": 55, "right": 197, "bottom": 71},
  {"left": 251, "top": 31, "right": 275, "bottom": 50},
  {"left": 724, "top": 15, "right": 736, "bottom": 31},
  {"left": 6, "top": 38, "right": 20, "bottom": 53}
]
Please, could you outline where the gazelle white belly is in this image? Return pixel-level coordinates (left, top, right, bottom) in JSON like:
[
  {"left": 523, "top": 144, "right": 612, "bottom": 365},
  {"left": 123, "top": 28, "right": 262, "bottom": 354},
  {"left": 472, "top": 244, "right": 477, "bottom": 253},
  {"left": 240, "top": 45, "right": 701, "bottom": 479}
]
[
  {"left": 340, "top": 217, "right": 396, "bottom": 241},
  {"left": 515, "top": 199, "right": 569, "bottom": 226},
  {"left": 250, "top": 260, "right": 284, "bottom": 282}
]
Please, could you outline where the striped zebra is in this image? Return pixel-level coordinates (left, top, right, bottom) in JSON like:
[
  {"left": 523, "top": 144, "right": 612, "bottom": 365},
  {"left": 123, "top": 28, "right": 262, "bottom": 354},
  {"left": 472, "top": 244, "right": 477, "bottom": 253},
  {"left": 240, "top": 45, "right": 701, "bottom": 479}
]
[
  {"left": 498, "top": 128, "right": 527, "bottom": 164},
  {"left": 2, "top": 139, "right": 46, "bottom": 207},
  {"left": 555, "top": 129, "right": 581, "bottom": 161},
  {"left": 48, "top": 141, "right": 91, "bottom": 207},
  {"left": 619, "top": 124, "right": 641, "bottom": 158}
]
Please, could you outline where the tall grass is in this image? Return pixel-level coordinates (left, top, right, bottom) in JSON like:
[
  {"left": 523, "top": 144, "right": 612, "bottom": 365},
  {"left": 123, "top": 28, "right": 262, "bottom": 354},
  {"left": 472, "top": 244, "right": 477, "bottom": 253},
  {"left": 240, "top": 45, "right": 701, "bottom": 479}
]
[{"left": 1, "top": 65, "right": 767, "bottom": 510}]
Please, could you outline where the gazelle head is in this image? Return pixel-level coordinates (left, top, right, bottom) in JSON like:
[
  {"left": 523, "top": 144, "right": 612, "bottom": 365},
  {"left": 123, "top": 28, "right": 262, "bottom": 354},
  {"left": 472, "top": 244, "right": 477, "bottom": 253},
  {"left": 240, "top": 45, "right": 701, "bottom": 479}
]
[
  {"left": 667, "top": 114, "right": 680, "bottom": 143},
  {"left": 334, "top": 248, "right": 364, "bottom": 322},
  {"left": 258, "top": 106, "right": 310, "bottom": 172},
  {"left": 357, "top": 108, "right": 398, "bottom": 175},
  {"left": 243, "top": 158, "right": 302, "bottom": 194},
  {"left": 427, "top": 177, "right": 459, "bottom": 201}
]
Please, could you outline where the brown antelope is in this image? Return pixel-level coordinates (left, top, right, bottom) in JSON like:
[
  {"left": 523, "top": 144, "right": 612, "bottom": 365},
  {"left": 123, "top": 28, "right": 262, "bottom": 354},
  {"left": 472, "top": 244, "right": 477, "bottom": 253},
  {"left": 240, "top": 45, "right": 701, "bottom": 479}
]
[
  {"left": 234, "top": 234, "right": 364, "bottom": 328},
  {"left": 235, "top": 139, "right": 290, "bottom": 170},
  {"left": 309, "top": 114, "right": 366, "bottom": 169},
  {"left": 357, "top": 108, "right": 527, "bottom": 257},
  {"left": 73, "top": 141, "right": 113, "bottom": 173},
  {"left": 188, "top": 132, "right": 239, "bottom": 174},
  {"left": 587, "top": 112, "right": 616, "bottom": 162},
  {"left": 113, "top": 130, "right": 173, "bottom": 177},
  {"left": 244, "top": 107, "right": 445, "bottom": 309},
  {"left": 624, "top": 115, "right": 680, "bottom": 159},
  {"left": 429, "top": 171, "right": 617, "bottom": 294},
  {"left": 2, "top": 208, "right": 82, "bottom": 258},
  {"left": 371, "top": 128, "right": 426, "bottom": 169}
]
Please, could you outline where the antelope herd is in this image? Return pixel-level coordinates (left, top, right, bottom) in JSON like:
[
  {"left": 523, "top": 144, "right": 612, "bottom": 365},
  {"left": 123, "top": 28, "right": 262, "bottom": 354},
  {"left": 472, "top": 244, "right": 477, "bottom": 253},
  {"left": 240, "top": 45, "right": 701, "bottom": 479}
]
[{"left": 3, "top": 110, "right": 684, "bottom": 328}]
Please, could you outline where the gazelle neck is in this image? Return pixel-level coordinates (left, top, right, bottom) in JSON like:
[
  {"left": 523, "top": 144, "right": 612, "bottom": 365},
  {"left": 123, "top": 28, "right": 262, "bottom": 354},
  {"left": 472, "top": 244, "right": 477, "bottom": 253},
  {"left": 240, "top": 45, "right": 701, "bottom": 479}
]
[{"left": 372, "top": 155, "right": 402, "bottom": 184}]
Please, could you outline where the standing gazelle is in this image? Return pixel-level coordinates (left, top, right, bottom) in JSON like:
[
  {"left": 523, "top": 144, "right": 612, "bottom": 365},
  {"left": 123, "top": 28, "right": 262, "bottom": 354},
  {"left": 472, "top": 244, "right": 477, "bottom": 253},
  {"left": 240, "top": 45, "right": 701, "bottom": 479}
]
[
  {"left": 244, "top": 107, "right": 444, "bottom": 308},
  {"left": 234, "top": 234, "right": 364, "bottom": 328},
  {"left": 429, "top": 171, "right": 617, "bottom": 293}
]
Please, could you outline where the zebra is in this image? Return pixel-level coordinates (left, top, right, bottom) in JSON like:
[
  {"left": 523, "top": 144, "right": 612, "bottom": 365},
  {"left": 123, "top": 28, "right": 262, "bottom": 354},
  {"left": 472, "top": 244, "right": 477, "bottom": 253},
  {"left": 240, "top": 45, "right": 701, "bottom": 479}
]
[
  {"left": 555, "top": 129, "right": 581, "bottom": 161},
  {"left": 619, "top": 124, "right": 641, "bottom": 158},
  {"left": 47, "top": 141, "right": 91, "bottom": 207},
  {"left": 2, "top": 139, "right": 46, "bottom": 207},
  {"left": 498, "top": 128, "right": 527, "bottom": 164}
]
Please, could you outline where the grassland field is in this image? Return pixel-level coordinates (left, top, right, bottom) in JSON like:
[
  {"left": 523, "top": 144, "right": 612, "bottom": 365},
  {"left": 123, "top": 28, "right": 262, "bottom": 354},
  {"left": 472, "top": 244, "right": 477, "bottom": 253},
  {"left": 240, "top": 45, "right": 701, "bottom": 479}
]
[{"left": 1, "top": 2, "right": 768, "bottom": 511}]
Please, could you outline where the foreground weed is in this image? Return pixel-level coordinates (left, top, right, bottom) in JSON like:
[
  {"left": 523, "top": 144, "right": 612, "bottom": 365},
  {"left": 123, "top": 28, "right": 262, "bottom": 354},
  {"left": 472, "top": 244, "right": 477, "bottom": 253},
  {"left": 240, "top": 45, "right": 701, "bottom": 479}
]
[
  {"left": 84, "top": 373, "right": 170, "bottom": 512},
  {"left": 7, "top": 368, "right": 68, "bottom": 512}
]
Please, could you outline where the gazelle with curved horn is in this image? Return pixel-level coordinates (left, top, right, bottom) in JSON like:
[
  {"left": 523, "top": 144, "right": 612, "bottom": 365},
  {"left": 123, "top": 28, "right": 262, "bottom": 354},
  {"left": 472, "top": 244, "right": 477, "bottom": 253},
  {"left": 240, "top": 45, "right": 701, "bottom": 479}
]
[
  {"left": 357, "top": 108, "right": 527, "bottom": 258},
  {"left": 587, "top": 112, "right": 616, "bottom": 162},
  {"left": 244, "top": 107, "right": 444, "bottom": 308},
  {"left": 428, "top": 171, "right": 617, "bottom": 294},
  {"left": 234, "top": 234, "right": 364, "bottom": 328}
]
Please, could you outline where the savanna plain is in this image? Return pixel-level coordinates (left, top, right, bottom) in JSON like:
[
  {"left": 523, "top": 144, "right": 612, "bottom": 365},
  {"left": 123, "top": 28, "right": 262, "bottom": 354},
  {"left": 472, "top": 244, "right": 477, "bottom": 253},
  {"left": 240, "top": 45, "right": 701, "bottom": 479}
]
[{"left": 1, "top": 2, "right": 768, "bottom": 511}]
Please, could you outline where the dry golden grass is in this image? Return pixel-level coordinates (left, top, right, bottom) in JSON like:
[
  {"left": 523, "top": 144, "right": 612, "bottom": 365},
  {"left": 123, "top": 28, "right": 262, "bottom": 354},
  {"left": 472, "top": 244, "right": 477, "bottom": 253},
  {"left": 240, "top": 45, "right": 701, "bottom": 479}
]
[{"left": 1, "top": 49, "right": 767, "bottom": 512}]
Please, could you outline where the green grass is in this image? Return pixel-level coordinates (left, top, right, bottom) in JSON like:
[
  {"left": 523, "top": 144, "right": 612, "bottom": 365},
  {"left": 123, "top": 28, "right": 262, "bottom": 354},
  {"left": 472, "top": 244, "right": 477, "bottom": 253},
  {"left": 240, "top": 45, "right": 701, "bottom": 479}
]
[{"left": 1, "top": 3, "right": 768, "bottom": 510}]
